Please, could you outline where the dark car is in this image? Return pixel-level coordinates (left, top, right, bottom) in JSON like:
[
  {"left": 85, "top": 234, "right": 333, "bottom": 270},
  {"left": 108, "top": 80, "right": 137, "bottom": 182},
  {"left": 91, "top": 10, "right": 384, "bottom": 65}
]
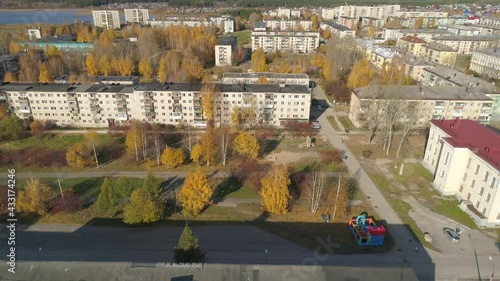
[{"left": 443, "top": 229, "right": 460, "bottom": 242}]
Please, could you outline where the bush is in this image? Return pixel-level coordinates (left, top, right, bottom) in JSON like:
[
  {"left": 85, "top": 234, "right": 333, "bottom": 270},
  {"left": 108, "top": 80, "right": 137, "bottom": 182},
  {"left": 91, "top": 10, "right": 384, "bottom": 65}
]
[
  {"left": 51, "top": 190, "right": 84, "bottom": 214},
  {"left": 362, "top": 150, "right": 373, "bottom": 158},
  {"left": 0, "top": 148, "right": 66, "bottom": 167},
  {"left": 232, "top": 157, "right": 270, "bottom": 191},
  {"left": 319, "top": 149, "right": 343, "bottom": 165}
]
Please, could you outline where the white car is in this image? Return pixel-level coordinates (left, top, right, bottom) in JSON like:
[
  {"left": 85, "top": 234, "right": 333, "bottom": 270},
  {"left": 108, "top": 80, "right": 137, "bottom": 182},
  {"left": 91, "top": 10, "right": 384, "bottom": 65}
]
[{"left": 318, "top": 105, "right": 322, "bottom": 109}]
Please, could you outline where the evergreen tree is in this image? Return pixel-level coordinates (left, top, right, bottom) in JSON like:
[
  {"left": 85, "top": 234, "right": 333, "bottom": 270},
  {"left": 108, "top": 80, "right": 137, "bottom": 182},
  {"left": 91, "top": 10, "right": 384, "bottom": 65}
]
[
  {"left": 97, "top": 178, "right": 116, "bottom": 213},
  {"left": 115, "top": 176, "right": 134, "bottom": 206},
  {"left": 174, "top": 225, "right": 205, "bottom": 263},
  {"left": 123, "top": 188, "right": 164, "bottom": 224},
  {"left": 143, "top": 171, "right": 162, "bottom": 199}
]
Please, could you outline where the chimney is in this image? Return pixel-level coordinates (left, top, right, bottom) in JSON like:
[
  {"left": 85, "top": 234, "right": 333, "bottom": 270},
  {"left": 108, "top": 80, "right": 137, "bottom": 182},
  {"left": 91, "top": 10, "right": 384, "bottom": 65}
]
[{"left": 485, "top": 147, "right": 490, "bottom": 153}]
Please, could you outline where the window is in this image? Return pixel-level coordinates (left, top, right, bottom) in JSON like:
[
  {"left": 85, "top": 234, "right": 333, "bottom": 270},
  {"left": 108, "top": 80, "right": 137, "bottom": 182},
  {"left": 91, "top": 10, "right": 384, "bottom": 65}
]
[
  {"left": 471, "top": 180, "right": 475, "bottom": 188},
  {"left": 440, "top": 170, "right": 445, "bottom": 178},
  {"left": 474, "top": 164, "right": 480, "bottom": 175},
  {"left": 459, "top": 186, "right": 464, "bottom": 192},
  {"left": 467, "top": 158, "right": 471, "bottom": 168},
  {"left": 475, "top": 200, "right": 480, "bottom": 208},
  {"left": 484, "top": 171, "right": 489, "bottom": 182},
  {"left": 463, "top": 173, "right": 467, "bottom": 181},
  {"left": 467, "top": 193, "right": 471, "bottom": 200},
  {"left": 444, "top": 152, "right": 450, "bottom": 165},
  {"left": 486, "top": 194, "right": 491, "bottom": 203},
  {"left": 482, "top": 207, "right": 486, "bottom": 215},
  {"left": 497, "top": 213, "right": 500, "bottom": 220},
  {"left": 491, "top": 177, "right": 497, "bottom": 188},
  {"left": 479, "top": 187, "right": 484, "bottom": 195}
]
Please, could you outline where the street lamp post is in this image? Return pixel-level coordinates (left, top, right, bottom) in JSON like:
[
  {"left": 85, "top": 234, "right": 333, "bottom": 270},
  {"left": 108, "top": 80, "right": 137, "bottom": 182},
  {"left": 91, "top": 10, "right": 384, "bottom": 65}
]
[
  {"left": 265, "top": 249, "right": 268, "bottom": 264},
  {"left": 489, "top": 256, "right": 495, "bottom": 281}
]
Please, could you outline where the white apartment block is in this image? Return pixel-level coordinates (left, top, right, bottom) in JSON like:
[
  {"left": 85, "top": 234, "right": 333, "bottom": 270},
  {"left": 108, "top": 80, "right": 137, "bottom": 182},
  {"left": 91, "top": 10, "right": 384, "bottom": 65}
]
[
  {"left": 438, "top": 24, "right": 482, "bottom": 36},
  {"left": 384, "top": 28, "right": 451, "bottom": 41},
  {"left": 92, "top": 10, "right": 120, "bottom": 30},
  {"left": 149, "top": 18, "right": 211, "bottom": 28},
  {"left": 470, "top": 48, "right": 500, "bottom": 79},
  {"left": 124, "top": 9, "right": 149, "bottom": 25},
  {"left": 221, "top": 73, "right": 309, "bottom": 86},
  {"left": 27, "top": 28, "right": 41, "bottom": 40},
  {"left": 320, "top": 21, "right": 355, "bottom": 38},
  {"left": 432, "top": 35, "right": 500, "bottom": 55},
  {"left": 215, "top": 37, "right": 237, "bottom": 66},
  {"left": 348, "top": 85, "right": 493, "bottom": 128},
  {"left": 321, "top": 5, "right": 400, "bottom": 20},
  {"left": 0, "top": 82, "right": 311, "bottom": 128},
  {"left": 422, "top": 65, "right": 496, "bottom": 93},
  {"left": 263, "top": 8, "right": 300, "bottom": 19},
  {"left": 480, "top": 17, "right": 500, "bottom": 28},
  {"left": 391, "top": 11, "right": 448, "bottom": 18},
  {"left": 423, "top": 119, "right": 500, "bottom": 227},
  {"left": 251, "top": 31, "right": 319, "bottom": 54},
  {"left": 263, "top": 20, "right": 313, "bottom": 31}
]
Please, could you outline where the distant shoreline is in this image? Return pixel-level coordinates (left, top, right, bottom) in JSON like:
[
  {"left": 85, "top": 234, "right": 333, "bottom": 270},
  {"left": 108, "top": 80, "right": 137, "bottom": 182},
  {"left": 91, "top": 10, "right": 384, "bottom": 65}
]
[{"left": 0, "top": 8, "right": 91, "bottom": 15}]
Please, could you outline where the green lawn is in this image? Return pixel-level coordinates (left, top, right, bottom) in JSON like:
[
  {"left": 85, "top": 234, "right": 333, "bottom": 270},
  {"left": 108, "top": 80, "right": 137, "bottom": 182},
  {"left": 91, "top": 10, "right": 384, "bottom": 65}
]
[
  {"left": 327, "top": 116, "right": 341, "bottom": 131},
  {"left": 233, "top": 30, "right": 251, "bottom": 45},
  {"left": 226, "top": 186, "right": 260, "bottom": 199},
  {"left": 3, "top": 134, "right": 122, "bottom": 150},
  {"left": 338, "top": 116, "right": 357, "bottom": 131}
]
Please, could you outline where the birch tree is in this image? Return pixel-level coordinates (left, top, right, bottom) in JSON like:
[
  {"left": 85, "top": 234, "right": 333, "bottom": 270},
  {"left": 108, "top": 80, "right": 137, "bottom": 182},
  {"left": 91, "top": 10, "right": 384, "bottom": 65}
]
[
  {"left": 304, "top": 171, "right": 326, "bottom": 214},
  {"left": 395, "top": 101, "right": 424, "bottom": 168},
  {"left": 84, "top": 130, "right": 100, "bottom": 168},
  {"left": 151, "top": 132, "right": 163, "bottom": 166},
  {"left": 382, "top": 100, "right": 402, "bottom": 154},
  {"left": 364, "top": 87, "right": 385, "bottom": 144},
  {"left": 219, "top": 126, "right": 230, "bottom": 167}
]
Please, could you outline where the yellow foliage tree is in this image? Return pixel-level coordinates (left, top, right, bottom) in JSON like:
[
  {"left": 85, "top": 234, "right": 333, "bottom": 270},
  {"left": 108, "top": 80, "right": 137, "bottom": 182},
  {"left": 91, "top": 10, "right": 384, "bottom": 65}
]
[
  {"left": 9, "top": 41, "right": 22, "bottom": 54},
  {"left": 311, "top": 15, "right": 319, "bottom": 31},
  {"left": 233, "top": 132, "right": 259, "bottom": 159},
  {"left": 158, "top": 55, "right": 167, "bottom": 83},
  {"left": 201, "top": 126, "right": 217, "bottom": 166},
  {"left": 260, "top": 165, "right": 291, "bottom": 214},
  {"left": 0, "top": 105, "right": 8, "bottom": 121},
  {"left": 323, "top": 29, "right": 331, "bottom": 39},
  {"left": 251, "top": 48, "right": 268, "bottom": 72},
  {"left": 231, "top": 107, "right": 241, "bottom": 129},
  {"left": 66, "top": 143, "right": 94, "bottom": 168},
  {"left": 123, "top": 188, "right": 164, "bottom": 224},
  {"left": 201, "top": 83, "right": 217, "bottom": 121},
  {"left": 117, "top": 57, "right": 135, "bottom": 76},
  {"left": 125, "top": 124, "right": 144, "bottom": 162},
  {"left": 182, "top": 54, "right": 204, "bottom": 81},
  {"left": 380, "top": 60, "right": 406, "bottom": 85},
  {"left": 38, "top": 62, "right": 53, "bottom": 83},
  {"left": 77, "top": 28, "right": 93, "bottom": 42},
  {"left": 414, "top": 17, "right": 424, "bottom": 29},
  {"left": 347, "top": 59, "right": 375, "bottom": 89},
  {"left": 277, "top": 60, "right": 289, "bottom": 73},
  {"left": 98, "top": 55, "right": 112, "bottom": 76},
  {"left": 85, "top": 53, "right": 98, "bottom": 76},
  {"left": 17, "top": 178, "right": 53, "bottom": 215},
  {"left": 257, "top": 75, "right": 268, "bottom": 84},
  {"left": 190, "top": 143, "right": 203, "bottom": 165},
  {"left": 3, "top": 72, "right": 18, "bottom": 82},
  {"left": 177, "top": 167, "right": 213, "bottom": 216},
  {"left": 139, "top": 57, "right": 153, "bottom": 80},
  {"left": 161, "top": 147, "right": 186, "bottom": 168}
]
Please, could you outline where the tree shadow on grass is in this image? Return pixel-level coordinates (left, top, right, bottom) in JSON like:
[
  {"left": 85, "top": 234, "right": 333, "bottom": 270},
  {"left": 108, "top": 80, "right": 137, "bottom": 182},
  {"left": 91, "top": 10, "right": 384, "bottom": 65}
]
[
  {"left": 212, "top": 176, "right": 243, "bottom": 204},
  {"left": 70, "top": 177, "right": 105, "bottom": 199}
]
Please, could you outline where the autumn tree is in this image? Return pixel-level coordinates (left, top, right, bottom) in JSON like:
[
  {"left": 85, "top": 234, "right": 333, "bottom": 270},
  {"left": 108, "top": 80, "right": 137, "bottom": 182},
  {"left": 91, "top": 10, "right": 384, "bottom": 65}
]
[
  {"left": 347, "top": 59, "right": 375, "bottom": 88},
  {"left": 260, "top": 165, "right": 291, "bottom": 214},
  {"left": 174, "top": 225, "right": 206, "bottom": 263},
  {"left": 0, "top": 115, "right": 25, "bottom": 140},
  {"left": 251, "top": 48, "right": 268, "bottom": 72},
  {"left": 201, "top": 126, "right": 217, "bottom": 166},
  {"left": 98, "top": 55, "right": 112, "bottom": 76},
  {"left": 190, "top": 143, "right": 203, "bottom": 165},
  {"left": 125, "top": 122, "right": 145, "bottom": 162},
  {"left": 219, "top": 127, "right": 230, "bottom": 167},
  {"left": 303, "top": 171, "right": 327, "bottom": 213},
  {"left": 157, "top": 55, "right": 168, "bottom": 83},
  {"left": 139, "top": 57, "right": 153, "bottom": 80},
  {"left": 30, "top": 120, "right": 45, "bottom": 139},
  {"left": 123, "top": 188, "right": 164, "bottom": 224},
  {"left": 161, "top": 147, "right": 186, "bottom": 169},
  {"left": 84, "top": 130, "right": 100, "bottom": 168},
  {"left": 324, "top": 38, "right": 361, "bottom": 81},
  {"left": 97, "top": 178, "right": 116, "bottom": 213},
  {"left": 201, "top": 83, "right": 217, "bottom": 121},
  {"left": 85, "top": 52, "right": 98, "bottom": 76},
  {"left": 66, "top": 143, "right": 93, "bottom": 168},
  {"left": 38, "top": 61, "right": 53, "bottom": 83},
  {"left": 3, "top": 72, "right": 17, "bottom": 82},
  {"left": 18, "top": 178, "right": 53, "bottom": 215},
  {"left": 177, "top": 167, "right": 213, "bottom": 216},
  {"left": 233, "top": 132, "right": 259, "bottom": 159},
  {"left": 77, "top": 28, "right": 93, "bottom": 42},
  {"left": 414, "top": 17, "right": 424, "bottom": 29},
  {"left": 9, "top": 41, "right": 22, "bottom": 54},
  {"left": 116, "top": 57, "right": 135, "bottom": 76},
  {"left": 395, "top": 101, "right": 426, "bottom": 167},
  {"left": 0, "top": 105, "right": 8, "bottom": 121},
  {"left": 330, "top": 175, "right": 350, "bottom": 219},
  {"left": 257, "top": 75, "right": 268, "bottom": 84},
  {"left": 311, "top": 15, "right": 319, "bottom": 31},
  {"left": 181, "top": 54, "right": 204, "bottom": 81},
  {"left": 380, "top": 60, "right": 407, "bottom": 85}
]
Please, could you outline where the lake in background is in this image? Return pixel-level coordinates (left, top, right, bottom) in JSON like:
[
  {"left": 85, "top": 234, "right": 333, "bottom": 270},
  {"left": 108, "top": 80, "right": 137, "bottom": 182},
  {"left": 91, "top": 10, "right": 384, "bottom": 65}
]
[{"left": 0, "top": 10, "right": 125, "bottom": 25}]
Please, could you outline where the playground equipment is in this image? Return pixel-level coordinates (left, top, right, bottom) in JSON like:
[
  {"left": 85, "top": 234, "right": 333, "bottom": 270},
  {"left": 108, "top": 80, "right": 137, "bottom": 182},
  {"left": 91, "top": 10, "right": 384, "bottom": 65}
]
[
  {"left": 348, "top": 213, "right": 386, "bottom": 246},
  {"left": 298, "top": 135, "right": 315, "bottom": 148}
]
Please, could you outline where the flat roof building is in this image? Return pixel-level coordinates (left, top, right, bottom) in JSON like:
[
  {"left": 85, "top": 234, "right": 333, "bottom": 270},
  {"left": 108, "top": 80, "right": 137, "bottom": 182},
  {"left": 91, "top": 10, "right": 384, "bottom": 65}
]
[
  {"left": 124, "top": 9, "right": 149, "bottom": 25},
  {"left": 92, "top": 10, "right": 120, "bottom": 30},
  {"left": 470, "top": 48, "right": 500, "bottom": 79},
  {"left": 221, "top": 72, "right": 309, "bottom": 86},
  {"left": 215, "top": 36, "right": 237, "bottom": 66}
]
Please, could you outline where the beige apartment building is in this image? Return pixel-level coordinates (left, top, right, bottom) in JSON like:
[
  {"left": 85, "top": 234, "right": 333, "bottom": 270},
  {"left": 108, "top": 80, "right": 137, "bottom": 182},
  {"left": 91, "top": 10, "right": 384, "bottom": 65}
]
[
  {"left": 432, "top": 35, "right": 500, "bottom": 55},
  {"left": 438, "top": 24, "right": 481, "bottom": 36},
  {"left": 418, "top": 42, "right": 458, "bottom": 66},
  {"left": 221, "top": 73, "right": 309, "bottom": 86},
  {"left": 92, "top": 10, "right": 120, "bottom": 29},
  {"left": 470, "top": 48, "right": 500, "bottom": 79},
  {"left": 480, "top": 17, "right": 500, "bottom": 28},
  {"left": 348, "top": 85, "right": 493, "bottom": 128},
  {"left": 124, "top": 9, "right": 149, "bottom": 25},
  {"left": 321, "top": 5, "right": 400, "bottom": 20},
  {"left": 399, "top": 54, "right": 432, "bottom": 81},
  {"left": 215, "top": 37, "right": 237, "bottom": 66},
  {"left": 263, "top": 20, "right": 313, "bottom": 31},
  {"left": 396, "top": 36, "right": 427, "bottom": 55},
  {"left": 0, "top": 82, "right": 311, "bottom": 128},
  {"left": 251, "top": 30, "right": 320, "bottom": 54},
  {"left": 423, "top": 119, "right": 500, "bottom": 227},
  {"left": 422, "top": 65, "right": 496, "bottom": 93},
  {"left": 320, "top": 21, "right": 356, "bottom": 38}
]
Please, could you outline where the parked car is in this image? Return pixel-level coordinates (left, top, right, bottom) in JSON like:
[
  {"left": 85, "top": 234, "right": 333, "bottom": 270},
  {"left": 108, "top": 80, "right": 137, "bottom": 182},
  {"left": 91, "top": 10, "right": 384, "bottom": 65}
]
[
  {"left": 443, "top": 228, "right": 460, "bottom": 242},
  {"left": 318, "top": 105, "right": 322, "bottom": 109},
  {"left": 311, "top": 123, "right": 321, "bottom": 129}
]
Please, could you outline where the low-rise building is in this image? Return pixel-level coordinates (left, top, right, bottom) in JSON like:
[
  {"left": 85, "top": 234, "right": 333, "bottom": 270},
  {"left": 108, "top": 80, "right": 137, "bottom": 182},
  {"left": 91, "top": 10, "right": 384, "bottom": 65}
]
[
  {"left": 396, "top": 28, "right": 452, "bottom": 41},
  {"left": 0, "top": 55, "right": 20, "bottom": 81},
  {"left": 438, "top": 24, "right": 481, "bottom": 36},
  {"left": 149, "top": 18, "right": 211, "bottom": 28},
  {"left": 337, "top": 16, "right": 358, "bottom": 30},
  {"left": 0, "top": 82, "right": 311, "bottom": 128},
  {"left": 19, "top": 35, "right": 93, "bottom": 53},
  {"left": 470, "top": 48, "right": 500, "bottom": 79},
  {"left": 422, "top": 65, "right": 496, "bottom": 93},
  {"left": 321, "top": 5, "right": 400, "bottom": 21},
  {"left": 356, "top": 39, "right": 398, "bottom": 69},
  {"left": 263, "top": 20, "right": 313, "bottom": 31},
  {"left": 215, "top": 36, "right": 237, "bottom": 66},
  {"left": 27, "top": 28, "right": 41, "bottom": 40},
  {"left": 432, "top": 35, "right": 500, "bottom": 55},
  {"left": 221, "top": 72, "right": 309, "bottom": 86},
  {"left": 418, "top": 42, "right": 458, "bottom": 66},
  {"left": 396, "top": 36, "right": 427, "bottom": 55},
  {"left": 348, "top": 85, "right": 493, "bottom": 128},
  {"left": 251, "top": 30, "right": 320, "bottom": 54},
  {"left": 399, "top": 54, "right": 432, "bottom": 81},
  {"left": 124, "top": 9, "right": 149, "bottom": 25},
  {"left": 92, "top": 10, "right": 120, "bottom": 30},
  {"left": 422, "top": 119, "right": 500, "bottom": 227},
  {"left": 320, "top": 21, "right": 355, "bottom": 38},
  {"left": 391, "top": 11, "right": 448, "bottom": 18}
]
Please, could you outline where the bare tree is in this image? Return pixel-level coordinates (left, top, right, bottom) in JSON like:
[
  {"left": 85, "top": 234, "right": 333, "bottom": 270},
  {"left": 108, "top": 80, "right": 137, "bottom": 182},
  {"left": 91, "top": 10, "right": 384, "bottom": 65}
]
[
  {"left": 140, "top": 123, "right": 150, "bottom": 161},
  {"left": 220, "top": 126, "right": 230, "bottom": 167},
  {"left": 325, "top": 37, "right": 362, "bottom": 81},
  {"left": 304, "top": 171, "right": 327, "bottom": 214},
  {"left": 187, "top": 127, "right": 193, "bottom": 152},
  {"left": 151, "top": 132, "right": 163, "bottom": 166},
  {"left": 382, "top": 100, "right": 402, "bottom": 154},
  {"left": 394, "top": 101, "right": 424, "bottom": 167}
]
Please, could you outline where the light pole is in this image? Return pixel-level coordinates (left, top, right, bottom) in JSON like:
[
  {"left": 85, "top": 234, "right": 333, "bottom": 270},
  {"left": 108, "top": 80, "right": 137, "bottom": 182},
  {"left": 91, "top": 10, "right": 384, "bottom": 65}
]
[
  {"left": 489, "top": 256, "right": 495, "bottom": 281},
  {"left": 265, "top": 249, "right": 268, "bottom": 264}
]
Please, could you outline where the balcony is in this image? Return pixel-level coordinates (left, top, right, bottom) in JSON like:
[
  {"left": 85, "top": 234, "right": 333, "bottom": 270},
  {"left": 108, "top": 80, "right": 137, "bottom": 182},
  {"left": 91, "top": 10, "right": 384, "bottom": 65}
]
[
  {"left": 117, "top": 108, "right": 127, "bottom": 113},
  {"left": 116, "top": 114, "right": 128, "bottom": 120},
  {"left": 116, "top": 100, "right": 126, "bottom": 106}
]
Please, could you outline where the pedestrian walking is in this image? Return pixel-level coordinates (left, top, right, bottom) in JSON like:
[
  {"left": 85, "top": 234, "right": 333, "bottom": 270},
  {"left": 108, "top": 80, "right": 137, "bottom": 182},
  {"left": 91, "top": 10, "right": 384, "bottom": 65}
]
[
  {"left": 409, "top": 237, "right": 413, "bottom": 243},
  {"left": 415, "top": 246, "right": 419, "bottom": 253}
]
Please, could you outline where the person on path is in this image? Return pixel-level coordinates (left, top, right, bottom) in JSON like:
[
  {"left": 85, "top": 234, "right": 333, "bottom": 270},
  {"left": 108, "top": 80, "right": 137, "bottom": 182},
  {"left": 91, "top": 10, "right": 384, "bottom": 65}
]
[{"left": 415, "top": 246, "right": 419, "bottom": 252}]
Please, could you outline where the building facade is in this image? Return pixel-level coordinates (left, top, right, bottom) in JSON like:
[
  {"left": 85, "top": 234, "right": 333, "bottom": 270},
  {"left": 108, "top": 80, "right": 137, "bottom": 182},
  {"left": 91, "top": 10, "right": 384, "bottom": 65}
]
[
  {"left": 251, "top": 31, "right": 320, "bottom": 54},
  {"left": 480, "top": 17, "right": 500, "bottom": 28},
  {"left": 418, "top": 42, "right": 458, "bottom": 66},
  {"left": 470, "top": 48, "right": 500, "bottom": 79},
  {"left": 348, "top": 85, "right": 493, "bottom": 128},
  {"left": 438, "top": 24, "right": 481, "bottom": 36},
  {"left": 320, "top": 21, "right": 356, "bottom": 38},
  {"left": 215, "top": 37, "right": 237, "bottom": 66},
  {"left": 221, "top": 72, "right": 309, "bottom": 86},
  {"left": 27, "top": 29, "right": 41, "bottom": 40},
  {"left": 0, "top": 82, "right": 311, "bottom": 128},
  {"left": 422, "top": 119, "right": 500, "bottom": 227},
  {"left": 396, "top": 36, "right": 427, "bottom": 55},
  {"left": 321, "top": 5, "right": 400, "bottom": 20},
  {"left": 0, "top": 55, "right": 20, "bottom": 81},
  {"left": 20, "top": 35, "right": 94, "bottom": 53},
  {"left": 92, "top": 10, "right": 121, "bottom": 30},
  {"left": 263, "top": 20, "right": 313, "bottom": 31},
  {"left": 432, "top": 35, "right": 500, "bottom": 55},
  {"left": 399, "top": 54, "right": 432, "bottom": 81},
  {"left": 124, "top": 9, "right": 149, "bottom": 25}
]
